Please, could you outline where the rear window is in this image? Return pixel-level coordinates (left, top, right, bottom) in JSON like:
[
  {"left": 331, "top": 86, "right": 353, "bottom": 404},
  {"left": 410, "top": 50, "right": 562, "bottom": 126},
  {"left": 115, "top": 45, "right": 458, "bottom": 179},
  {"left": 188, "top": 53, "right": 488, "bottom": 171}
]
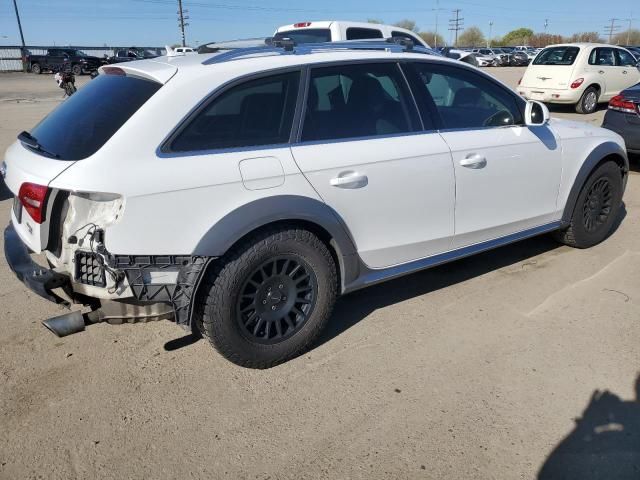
[
  {"left": 346, "top": 28, "right": 383, "bottom": 40},
  {"left": 28, "top": 74, "right": 160, "bottom": 160},
  {"left": 533, "top": 46, "right": 580, "bottom": 66},
  {"left": 274, "top": 29, "right": 331, "bottom": 44}
]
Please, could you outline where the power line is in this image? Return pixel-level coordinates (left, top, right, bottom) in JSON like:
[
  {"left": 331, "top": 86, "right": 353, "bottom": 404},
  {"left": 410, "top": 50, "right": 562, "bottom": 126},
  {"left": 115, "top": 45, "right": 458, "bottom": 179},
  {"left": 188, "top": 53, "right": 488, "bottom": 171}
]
[
  {"left": 623, "top": 14, "right": 634, "bottom": 45},
  {"left": 448, "top": 9, "right": 463, "bottom": 47}
]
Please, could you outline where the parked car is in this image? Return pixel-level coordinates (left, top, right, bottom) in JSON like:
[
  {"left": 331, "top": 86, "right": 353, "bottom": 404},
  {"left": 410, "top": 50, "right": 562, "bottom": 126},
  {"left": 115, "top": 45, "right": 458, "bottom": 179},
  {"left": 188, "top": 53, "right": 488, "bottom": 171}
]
[
  {"left": 514, "top": 46, "right": 539, "bottom": 62},
  {"left": 274, "top": 20, "right": 430, "bottom": 48},
  {"left": 472, "top": 49, "right": 500, "bottom": 66},
  {"left": 508, "top": 50, "right": 530, "bottom": 66},
  {"left": 27, "top": 48, "right": 102, "bottom": 75},
  {"left": 3, "top": 40, "right": 628, "bottom": 368},
  {"left": 107, "top": 47, "right": 159, "bottom": 64},
  {"left": 622, "top": 46, "right": 640, "bottom": 61},
  {"left": 439, "top": 47, "right": 479, "bottom": 67},
  {"left": 602, "top": 82, "right": 640, "bottom": 155},
  {"left": 518, "top": 43, "right": 640, "bottom": 114}
]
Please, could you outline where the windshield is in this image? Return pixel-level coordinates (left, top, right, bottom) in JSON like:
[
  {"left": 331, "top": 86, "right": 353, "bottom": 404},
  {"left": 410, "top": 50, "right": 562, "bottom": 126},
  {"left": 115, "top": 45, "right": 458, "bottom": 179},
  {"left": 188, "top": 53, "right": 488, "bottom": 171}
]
[
  {"left": 28, "top": 74, "right": 161, "bottom": 160},
  {"left": 533, "top": 46, "right": 580, "bottom": 66},
  {"left": 274, "top": 28, "right": 332, "bottom": 44}
]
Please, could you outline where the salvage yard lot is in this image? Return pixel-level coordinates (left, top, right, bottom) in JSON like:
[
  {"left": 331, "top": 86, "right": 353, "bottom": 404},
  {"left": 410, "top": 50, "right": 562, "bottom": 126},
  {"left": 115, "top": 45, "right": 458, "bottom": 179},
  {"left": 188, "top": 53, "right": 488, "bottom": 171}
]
[{"left": 0, "top": 68, "right": 639, "bottom": 479}]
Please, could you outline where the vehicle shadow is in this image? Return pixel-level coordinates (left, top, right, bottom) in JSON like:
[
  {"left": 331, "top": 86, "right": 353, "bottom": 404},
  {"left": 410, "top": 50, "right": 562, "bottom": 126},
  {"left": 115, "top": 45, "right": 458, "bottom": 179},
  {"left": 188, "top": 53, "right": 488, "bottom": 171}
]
[
  {"left": 628, "top": 155, "right": 640, "bottom": 173},
  {"left": 546, "top": 103, "right": 609, "bottom": 115},
  {"left": 538, "top": 374, "right": 640, "bottom": 480},
  {"left": 317, "top": 233, "right": 561, "bottom": 347},
  {"left": 0, "top": 178, "right": 12, "bottom": 201}
]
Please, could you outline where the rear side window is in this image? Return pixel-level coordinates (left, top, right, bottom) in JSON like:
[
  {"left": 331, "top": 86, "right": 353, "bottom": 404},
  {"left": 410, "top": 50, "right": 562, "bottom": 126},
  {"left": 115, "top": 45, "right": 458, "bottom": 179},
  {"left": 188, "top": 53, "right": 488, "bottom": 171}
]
[
  {"left": 391, "top": 31, "right": 423, "bottom": 46},
  {"left": 533, "top": 46, "right": 580, "bottom": 65},
  {"left": 407, "top": 62, "right": 523, "bottom": 130},
  {"left": 346, "top": 28, "right": 383, "bottom": 40},
  {"left": 170, "top": 71, "right": 300, "bottom": 152},
  {"left": 616, "top": 49, "right": 636, "bottom": 67},
  {"left": 273, "top": 29, "right": 331, "bottom": 43},
  {"left": 29, "top": 74, "right": 160, "bottom": 161},
  {"left": 301, "top": 63, "right": 418, "bottom": 142},
  {"left": 589, "top": 48, "right": 616, "bottom": 66}
]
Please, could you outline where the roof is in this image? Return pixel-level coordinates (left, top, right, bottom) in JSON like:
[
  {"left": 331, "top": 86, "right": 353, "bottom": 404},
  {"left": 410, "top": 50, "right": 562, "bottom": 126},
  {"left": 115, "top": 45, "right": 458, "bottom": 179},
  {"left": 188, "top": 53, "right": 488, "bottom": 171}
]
[{"left": 109, "top": 40, "right": 455, "bottom": 84}]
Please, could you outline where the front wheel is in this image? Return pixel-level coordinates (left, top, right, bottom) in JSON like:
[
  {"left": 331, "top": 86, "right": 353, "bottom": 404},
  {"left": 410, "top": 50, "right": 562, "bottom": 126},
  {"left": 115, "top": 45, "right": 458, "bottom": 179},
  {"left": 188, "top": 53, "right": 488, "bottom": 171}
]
[
  {"left": 71, "top": 64, "right": 82, "bottom": 76},
  {"left": 197, "top": 227, "right": 337, "bottom": 368},
  {"left": 553, "top": 161, "right": 623, "bottom": 248},
  {"left": 31, "top": 63, "right": 41, "bottom": 74}
]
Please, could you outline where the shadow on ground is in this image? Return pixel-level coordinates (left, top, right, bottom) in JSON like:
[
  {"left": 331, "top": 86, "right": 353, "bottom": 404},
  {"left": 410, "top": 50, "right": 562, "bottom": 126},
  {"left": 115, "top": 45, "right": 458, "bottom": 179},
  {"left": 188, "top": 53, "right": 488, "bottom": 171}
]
[
  {"left": 538, "top": 374, "right": 640, "bottom": 480},
  {"left": 547, "top": 103, "right": 608, "bottom": 115},
  {"left": 0, "top": 178, "right": 11, "bottom": 201}
]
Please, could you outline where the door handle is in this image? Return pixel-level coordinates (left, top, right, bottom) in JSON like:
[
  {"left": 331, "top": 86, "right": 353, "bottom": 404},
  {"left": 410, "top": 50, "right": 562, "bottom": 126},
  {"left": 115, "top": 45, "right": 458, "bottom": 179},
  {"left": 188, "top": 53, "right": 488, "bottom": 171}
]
[
  {"left": 598, "top": 70, "right": 605, "bottom": 74},
  {"left": 460, "top": 154, "right": 487, "bottom": 169},
  {"left": 330, "top": 171, "right": 368, "bottom": 189},
  {"left": 622, "top": 70, "right": 628, "bottom": 74}
]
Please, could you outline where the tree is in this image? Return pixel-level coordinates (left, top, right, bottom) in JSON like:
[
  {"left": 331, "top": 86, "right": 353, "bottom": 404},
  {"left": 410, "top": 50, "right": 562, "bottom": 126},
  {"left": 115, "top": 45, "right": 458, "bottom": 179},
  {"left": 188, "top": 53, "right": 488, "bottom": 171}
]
[
  {"left": 419, "top": 31, "right": 445, "bottom": 47},
  {"left": 530, "top": 33, "right": 564, "bottom": 48},
  {"left": 502, "top": 27, "right": 534, "bottom": 46},
  {"left": 613, "top": 29, "right": 640, "bottom": 45},
  {"left": 458, "top": 26, "right": 485, "bottom": 47},
  {"left": 567, "top": 31, "right": 604, "bottom": 43},
  {"left": 394, "top": 19, "right": 419, "bottom": 33}
]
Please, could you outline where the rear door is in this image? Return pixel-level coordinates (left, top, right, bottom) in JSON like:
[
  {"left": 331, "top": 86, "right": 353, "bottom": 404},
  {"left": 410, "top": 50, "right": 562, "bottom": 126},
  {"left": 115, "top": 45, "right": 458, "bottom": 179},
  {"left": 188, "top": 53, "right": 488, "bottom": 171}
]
[
  {"left": 291, "top": 62, "right": 455, "bottom": 268},
  {"left": 587, "top": 47, "right": 617, "bottom": 98}
]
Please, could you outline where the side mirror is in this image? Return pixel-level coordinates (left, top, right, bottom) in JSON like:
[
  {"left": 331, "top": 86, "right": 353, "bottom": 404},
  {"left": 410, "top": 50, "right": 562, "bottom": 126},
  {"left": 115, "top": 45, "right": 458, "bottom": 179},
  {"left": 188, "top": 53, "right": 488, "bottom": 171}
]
[{"left": 525, "top": 100, "right": 549, "bottom": 126}]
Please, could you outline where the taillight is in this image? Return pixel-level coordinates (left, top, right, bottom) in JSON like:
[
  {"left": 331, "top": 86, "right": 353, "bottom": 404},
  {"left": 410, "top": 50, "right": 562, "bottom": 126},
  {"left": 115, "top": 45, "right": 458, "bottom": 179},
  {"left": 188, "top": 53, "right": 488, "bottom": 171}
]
[
  {"left": 570, "top": 78, "right": 584, "bottom": 89},
  {"left": 18, "top": 182, "right": 49, "bottom": 224},
  {"left": 293, "top": 22, "right": 311, "bottom": 28},
  {"left": 102, "top": 66, "right": 125, "bottom": 76},
  {"left": 609, "top": 95, "right": 637, "bottom": 114}
]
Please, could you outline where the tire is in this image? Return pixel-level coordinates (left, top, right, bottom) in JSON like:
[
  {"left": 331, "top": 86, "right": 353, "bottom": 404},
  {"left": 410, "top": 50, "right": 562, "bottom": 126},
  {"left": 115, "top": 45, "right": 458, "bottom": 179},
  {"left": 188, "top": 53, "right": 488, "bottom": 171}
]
[
  {"left": 71, "top": 64, "right": 82, "bottom": 76},
  {"left": 196, "top": 227, "right": 337, "bottom": 368},
  {"left": 553, "top": 161, "right": 623, "bottom": 248},
  {"left": 31, "top": 63, "right": 41, "bottom": 74},
  {"left": 575, "top": 86, "right": 599, "bottom": 114}
]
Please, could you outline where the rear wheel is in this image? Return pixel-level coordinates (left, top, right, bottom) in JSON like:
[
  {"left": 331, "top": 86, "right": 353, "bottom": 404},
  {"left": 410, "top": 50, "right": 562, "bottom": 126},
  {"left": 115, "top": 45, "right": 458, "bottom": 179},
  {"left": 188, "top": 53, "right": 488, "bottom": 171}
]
[
  {"left": 575, "top": 86, "right": 599, "bottom": 114},
  {"left": 71, "top": 64, "right": 82, "bottom": 76},
  {"left": 31, "top": 63, "right": 41, "bottom": 74},
  {"left": 197, "top": 227, "right": 337, "bottom": 369},
  {"left": 553, "top": 161, "right": 623, "bottom": 248}
]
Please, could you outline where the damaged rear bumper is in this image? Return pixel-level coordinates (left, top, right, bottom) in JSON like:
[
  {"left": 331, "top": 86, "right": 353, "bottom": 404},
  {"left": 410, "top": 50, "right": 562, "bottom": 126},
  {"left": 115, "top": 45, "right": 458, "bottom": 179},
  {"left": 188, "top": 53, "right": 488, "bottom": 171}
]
[{"left": 4, "top": 223, "right": 71, "bottom": 305}]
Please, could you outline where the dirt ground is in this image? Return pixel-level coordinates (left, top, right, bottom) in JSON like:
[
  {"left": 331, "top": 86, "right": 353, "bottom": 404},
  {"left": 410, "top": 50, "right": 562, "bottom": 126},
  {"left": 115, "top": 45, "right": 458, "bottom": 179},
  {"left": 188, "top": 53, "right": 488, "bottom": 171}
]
[{"left": 0, "top": 68, "right": 638, "bottom": 480}]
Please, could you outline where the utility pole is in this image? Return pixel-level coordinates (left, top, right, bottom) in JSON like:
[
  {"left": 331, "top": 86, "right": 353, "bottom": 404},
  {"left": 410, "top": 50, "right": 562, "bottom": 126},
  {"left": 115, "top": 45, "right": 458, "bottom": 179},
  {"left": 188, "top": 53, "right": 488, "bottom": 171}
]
[
  {"left": 623, "top": 15, "right": 634, "bottom": 45},
  {"left": 487, "top": 21, "right": 493, "bottom": 48},
  {"left": 11, "top": 0, "right": 27, "bottom": 72},
  {"left": 177, "top": 0, "right": 189, "bottom": 47},
  {"left": 544, "top": 19, "right": 549, "bottom": 33},
  {"left": 434, "top": 0, "right": 439, "bottom": 48},
  {"left": 449, "top": 9, "right": 463, "bottom": 47},
  {"left": 603, "top": 18, "right": 620, "bottom": 44}
]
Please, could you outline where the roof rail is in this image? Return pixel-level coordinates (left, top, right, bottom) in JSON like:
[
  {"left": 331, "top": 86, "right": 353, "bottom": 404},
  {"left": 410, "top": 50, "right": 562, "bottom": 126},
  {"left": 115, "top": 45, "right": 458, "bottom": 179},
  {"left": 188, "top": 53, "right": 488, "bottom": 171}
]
[{"left": 202, "top": 37, "right": 439, "bottom": 66}]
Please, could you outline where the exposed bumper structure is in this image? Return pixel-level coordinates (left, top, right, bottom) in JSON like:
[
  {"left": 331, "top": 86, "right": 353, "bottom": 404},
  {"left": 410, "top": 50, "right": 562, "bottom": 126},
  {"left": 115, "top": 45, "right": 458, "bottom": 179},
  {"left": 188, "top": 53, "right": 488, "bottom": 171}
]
[{"left": 4, "top": 224, "right": 71, "bottom": 305}]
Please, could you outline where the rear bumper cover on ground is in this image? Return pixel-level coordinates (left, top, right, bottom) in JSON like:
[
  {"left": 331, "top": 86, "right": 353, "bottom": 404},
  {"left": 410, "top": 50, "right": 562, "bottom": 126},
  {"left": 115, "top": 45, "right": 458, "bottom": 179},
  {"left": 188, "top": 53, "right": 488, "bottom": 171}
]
[{"left": 4, "top": 223, "right": 71, "bottom": 305}]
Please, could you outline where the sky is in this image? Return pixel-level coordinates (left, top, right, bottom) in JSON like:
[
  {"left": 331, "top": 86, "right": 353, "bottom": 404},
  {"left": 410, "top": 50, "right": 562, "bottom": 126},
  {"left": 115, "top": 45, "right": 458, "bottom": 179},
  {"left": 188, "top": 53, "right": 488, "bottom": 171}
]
[{"left": 0, "top": 0, "right": 637, "bottom": 47}]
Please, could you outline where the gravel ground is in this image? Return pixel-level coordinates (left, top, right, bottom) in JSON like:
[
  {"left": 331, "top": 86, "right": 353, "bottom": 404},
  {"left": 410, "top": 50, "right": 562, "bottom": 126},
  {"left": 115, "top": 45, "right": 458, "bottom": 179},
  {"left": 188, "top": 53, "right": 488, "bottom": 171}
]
[{"left": 0, "top": 68, "right": 638, "bottom": 480}]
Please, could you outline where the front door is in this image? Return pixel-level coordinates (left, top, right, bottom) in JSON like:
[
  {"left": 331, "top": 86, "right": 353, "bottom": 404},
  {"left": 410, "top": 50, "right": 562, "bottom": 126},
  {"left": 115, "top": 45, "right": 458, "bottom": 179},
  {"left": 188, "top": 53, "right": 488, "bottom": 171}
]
[
  {"left": 291, "top": 62, "right": 456, "bottom": 268},
  {"left": 405, "top": 61, "right": 563, "bottom": 249}
]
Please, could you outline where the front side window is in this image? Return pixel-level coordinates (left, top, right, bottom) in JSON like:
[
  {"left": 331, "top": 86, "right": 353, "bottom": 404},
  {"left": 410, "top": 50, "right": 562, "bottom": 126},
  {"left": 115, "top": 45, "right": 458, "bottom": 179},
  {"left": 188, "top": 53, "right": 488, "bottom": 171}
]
[
  {"left": 346, "top": 28, "right": 383, "bottom": 40},
  {"left": 616, "top": 49, "right": 636, "bottom": 67},
  {"left": 408, "top": 62, "right": 523, "bottom": 130},
  {"left": 301, "top": 63, "right": 418, "bottom": 142},
  {"left": 391, "top": 31, "right": 423, "bottom": 45},
  {"left": 589, "top": 48, "right": 616, "bottom": 66},
  {"left": 533, "top": 46, "right": 580, "bottom": 65},
  {"left": 170, "top": 71, "right": 300, "bottom": 152}
]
